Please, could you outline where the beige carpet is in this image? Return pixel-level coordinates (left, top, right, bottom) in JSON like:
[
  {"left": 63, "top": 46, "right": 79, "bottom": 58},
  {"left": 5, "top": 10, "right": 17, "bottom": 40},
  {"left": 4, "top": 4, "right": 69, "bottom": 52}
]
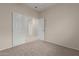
[{"left": 0, "top": 40, "right": 79, "bottom": 56}]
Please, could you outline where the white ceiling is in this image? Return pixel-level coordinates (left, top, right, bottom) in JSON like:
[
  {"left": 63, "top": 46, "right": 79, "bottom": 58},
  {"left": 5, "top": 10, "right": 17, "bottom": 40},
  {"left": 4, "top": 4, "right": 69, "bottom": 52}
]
[{"left": 24, "top": 3, "right": 56, "bottom": 12}]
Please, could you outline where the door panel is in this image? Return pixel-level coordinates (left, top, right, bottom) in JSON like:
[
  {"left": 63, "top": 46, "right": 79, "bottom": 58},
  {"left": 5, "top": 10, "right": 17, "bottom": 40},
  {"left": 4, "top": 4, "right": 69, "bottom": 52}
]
[{"left": 13, "top": 12, "right": 30, "bottom": 47}]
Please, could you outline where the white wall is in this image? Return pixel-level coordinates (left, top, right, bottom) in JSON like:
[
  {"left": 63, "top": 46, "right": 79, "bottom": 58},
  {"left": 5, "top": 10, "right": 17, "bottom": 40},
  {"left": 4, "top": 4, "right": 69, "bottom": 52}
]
[
  {"left": 41, "top": 4, "right": 79, "bottom": 50},
  {"left": 0, "top": 4, "right": 38, "bottom": 50}
]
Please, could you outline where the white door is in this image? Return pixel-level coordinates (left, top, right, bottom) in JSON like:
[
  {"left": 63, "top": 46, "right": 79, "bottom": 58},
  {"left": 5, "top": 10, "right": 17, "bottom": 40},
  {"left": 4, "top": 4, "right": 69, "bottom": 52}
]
[
  {"left": 13, "top": 12, "right": 29, "bottom": 47},
  {"left": 36, "top": 17, "right": 44, "bottom": 40}
]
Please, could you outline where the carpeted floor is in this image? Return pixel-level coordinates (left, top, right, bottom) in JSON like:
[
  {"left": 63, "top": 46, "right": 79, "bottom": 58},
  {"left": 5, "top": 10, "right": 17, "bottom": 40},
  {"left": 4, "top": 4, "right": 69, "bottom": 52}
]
[{"left": 0, "top": 40, "right": 79, "bottom": 56}]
